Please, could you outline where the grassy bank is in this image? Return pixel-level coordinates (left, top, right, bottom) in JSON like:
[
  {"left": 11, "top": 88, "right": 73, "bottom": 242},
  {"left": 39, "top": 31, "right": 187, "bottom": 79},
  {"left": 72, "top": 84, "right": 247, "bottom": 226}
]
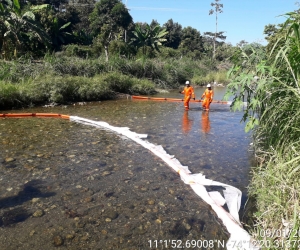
[
  {"left": 0, "top": 72, "right": 157, "bottom": 110},
  {"left": 226, "top": 13, "right": 300, "bottom": 249},
  {"left": 0, "top": 54, "right": 230, "bottom": 110},
  {"left": 248, "top": 147, "right": 300, "bottom": 248}
]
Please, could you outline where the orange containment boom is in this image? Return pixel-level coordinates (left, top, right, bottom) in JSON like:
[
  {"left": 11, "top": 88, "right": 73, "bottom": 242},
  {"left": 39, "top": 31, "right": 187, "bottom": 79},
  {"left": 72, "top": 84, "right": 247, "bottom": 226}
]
[
  {"left": 0, "top": 113, "right": 70, "bottom": 119},
  {"left": 131, "top": 95, "right": 229, "bottom": 104}
]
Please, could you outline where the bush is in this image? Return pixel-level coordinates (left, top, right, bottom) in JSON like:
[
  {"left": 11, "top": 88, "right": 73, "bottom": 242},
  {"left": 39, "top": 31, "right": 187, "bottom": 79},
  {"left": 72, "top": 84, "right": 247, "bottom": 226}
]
[
  {"left": 78, "top": 76, "right": 115, "bottom": 101},
  {"left": 0, "top": 82, "right": 22, "bottom": 108},
  {"left": 109, "top": 41, "right": 136, "bottom": 58},
  {"left": 63, "top": 44, "right": 95, "bottom": 59},
  {"left": 192, "top": 71, "right": 229, "bottom": 86},
  {"left": 52, "top": 56, "right": 107, "bottom": 77},
  {"left": 136, "top": 46, "right": 157, "bottom": 59},
  {"left": 158, "top": 47, "right": 182, "bottom": 59},
  {"left": 130, "top": 78, "right": 157, "bottom": 95}
]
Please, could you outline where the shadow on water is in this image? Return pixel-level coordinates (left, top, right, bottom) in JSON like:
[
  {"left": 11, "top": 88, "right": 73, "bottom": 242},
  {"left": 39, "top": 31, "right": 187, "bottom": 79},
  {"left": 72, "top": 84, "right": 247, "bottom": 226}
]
[
  {"left": 0, "top": 180, "right": 55, "bottom": 209},
  {"left": 0, "top": 180, "right": 55, "bottom": 227},
  {"left": 0, "top": 207, "right": 30, "bottom": 227}
]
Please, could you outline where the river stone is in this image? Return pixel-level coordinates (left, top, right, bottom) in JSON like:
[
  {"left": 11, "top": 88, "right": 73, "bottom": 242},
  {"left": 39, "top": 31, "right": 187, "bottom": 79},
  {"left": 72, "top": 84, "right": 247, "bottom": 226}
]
[
  {"left": 168, "top": 188, "right": 175, "bottom": 194},
  {"left": 53, "top": 235, "right": 64, "bottom": 246},
  {"left": 137, "top": 227, "right": 147, "bottom": 235},
  {"left": 81, "top": 235, "right": 89, "bottom": 241},
  {"left": 31, "top": 198, "right": 40, "bottom": 203},
  {"left": 65, "top": 234, "right": 75, "bottom": 240},
  {"left": 83, "top": 196, "right": 93, "bottom": 203},
  {"left": 141, "top": 187, "right": 148, "bottom": 192},
  {"left": 182, "top": 219, "right": 191, "bottom": 230},
  {"left": 75, "top": 221, "right": 86, "bottom": 228},
  {"left": 158, "top": 201, "right": 165, "bottom": 207},
  {"left": 5, "top": 158, "right": 15, "bottom": 163},
  {"left": 102, "top": 171, "right": 111, "bottom": 176},
  {"left": 103, "top": 210, "right": 118, "bottom": 220},
  {"left": 147, "top": 199, "right": 155, "bottom": 205},
  {"left": 33, "top": 209, "right": 44, "bottom": 217}
]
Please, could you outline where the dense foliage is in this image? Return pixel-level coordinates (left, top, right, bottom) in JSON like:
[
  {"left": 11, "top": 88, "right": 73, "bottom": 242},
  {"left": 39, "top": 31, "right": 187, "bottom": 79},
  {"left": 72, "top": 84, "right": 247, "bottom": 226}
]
[
  {"left": 0, "top": 0, "right": 235, "bottom": 61},
  {"left": 0, "top": 0, "right": 237, "bottom": 109},
  {"left": 226, "top": 10, "right": 300, "bottom": 249}
]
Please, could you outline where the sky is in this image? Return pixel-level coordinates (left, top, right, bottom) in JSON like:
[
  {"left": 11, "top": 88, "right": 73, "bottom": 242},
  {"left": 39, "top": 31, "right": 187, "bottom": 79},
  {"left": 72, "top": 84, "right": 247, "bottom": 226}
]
[{"left": 122, "top": 0, "right": 298, "bottom": 46}]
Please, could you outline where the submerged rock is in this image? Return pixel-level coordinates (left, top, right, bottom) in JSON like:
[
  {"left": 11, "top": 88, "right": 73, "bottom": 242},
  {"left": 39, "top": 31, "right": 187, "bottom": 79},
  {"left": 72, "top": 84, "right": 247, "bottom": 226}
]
[
  {"left": 5, "top": 158, "right": 15, "bottom": 163},
  {"left": 103, "top": 210, "right": 118, "bottom": 220},
  {"left": 53, "top": 235, "right": 64, "bottom": 246},
  {"left": 32, "top": 209, "right": 44, "bottom": 217}
]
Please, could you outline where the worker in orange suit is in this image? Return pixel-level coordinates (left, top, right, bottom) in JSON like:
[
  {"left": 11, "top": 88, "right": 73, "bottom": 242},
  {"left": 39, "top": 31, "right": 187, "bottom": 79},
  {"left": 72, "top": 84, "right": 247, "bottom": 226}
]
[
  {"left": 179, "top": 81, "right": 195, "bottom": 110},
  {"left": 201, "top": 84, "right": 214, "bottom": 111},
  {"left": 201, "top": 111, "right": 211, "bottom": 133},
  {"left": 182, "top": 110, "right": 193, "bottom": 134}
]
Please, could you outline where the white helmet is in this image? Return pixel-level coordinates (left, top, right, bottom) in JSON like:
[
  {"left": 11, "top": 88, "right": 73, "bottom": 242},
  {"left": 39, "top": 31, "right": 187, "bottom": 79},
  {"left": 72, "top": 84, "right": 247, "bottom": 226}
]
[
  {"left": 185, "top": 81, "right": 190, "bottom": 85},
  {"left": 207, "top": 84, "right": 211, "bottom": 87}
]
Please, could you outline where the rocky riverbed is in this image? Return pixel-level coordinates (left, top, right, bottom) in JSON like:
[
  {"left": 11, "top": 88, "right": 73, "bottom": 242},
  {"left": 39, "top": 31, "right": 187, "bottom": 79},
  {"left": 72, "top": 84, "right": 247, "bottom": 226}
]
[{"left": 0, "top": 117, "right": 229, "bottom": 250}]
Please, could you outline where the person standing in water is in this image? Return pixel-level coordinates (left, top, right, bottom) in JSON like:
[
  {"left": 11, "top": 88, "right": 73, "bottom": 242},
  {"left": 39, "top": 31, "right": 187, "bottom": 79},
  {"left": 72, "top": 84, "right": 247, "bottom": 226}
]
[
  {"left": 201, "top": 84, "right": 214, "bottom": 111},
  {"left": 179, "top": 81, "right": 195, "bottom": 111}
]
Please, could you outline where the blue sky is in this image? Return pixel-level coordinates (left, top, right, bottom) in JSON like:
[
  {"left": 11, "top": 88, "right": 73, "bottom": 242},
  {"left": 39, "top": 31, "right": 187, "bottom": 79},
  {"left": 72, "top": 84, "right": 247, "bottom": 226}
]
[{"left": 123, "top": 0, "right": 298, "bottom": 46}]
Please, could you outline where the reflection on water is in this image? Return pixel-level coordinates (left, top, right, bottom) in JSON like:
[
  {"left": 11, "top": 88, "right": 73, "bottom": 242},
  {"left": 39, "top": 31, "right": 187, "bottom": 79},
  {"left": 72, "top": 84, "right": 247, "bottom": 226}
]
[
  {"left": 0, "top": 87, "right": 253, "bottom": 249},
  {"left": 201, "top": 111, "right": 211, "bottom": 134},
  {"left": 182, "top": 111, "right": 193, "bottom": 135}
]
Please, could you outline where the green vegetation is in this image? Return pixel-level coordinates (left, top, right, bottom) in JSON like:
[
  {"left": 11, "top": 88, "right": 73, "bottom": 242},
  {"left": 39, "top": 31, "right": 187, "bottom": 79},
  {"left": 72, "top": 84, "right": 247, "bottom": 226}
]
[
  {"left": 0, "top": 51, "right": 233, "bottom": 109},
  {"left": 0, "top": 0, "right": 239, "bottom": 110},
  {"left": 226, "top": 10, "right": 300, "bottom": 249}
]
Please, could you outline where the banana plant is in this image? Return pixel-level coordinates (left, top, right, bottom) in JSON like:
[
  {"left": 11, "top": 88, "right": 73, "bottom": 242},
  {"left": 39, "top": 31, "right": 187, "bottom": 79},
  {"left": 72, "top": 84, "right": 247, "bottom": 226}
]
[
  {"left": 131, "top": 23, "right": 168, "bottom": 55},
  {"left": 0, "top": 0, "right": 50, "bottom": 58},
  {"left": 50, "top": 17, "right": 71, "bottom": 50}
]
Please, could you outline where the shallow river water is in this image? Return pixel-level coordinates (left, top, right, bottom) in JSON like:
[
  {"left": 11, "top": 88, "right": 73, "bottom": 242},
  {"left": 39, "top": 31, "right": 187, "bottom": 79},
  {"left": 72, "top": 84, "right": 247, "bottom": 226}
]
[{"left": 0, "top": 87, "right": 253, "bottom": 249}]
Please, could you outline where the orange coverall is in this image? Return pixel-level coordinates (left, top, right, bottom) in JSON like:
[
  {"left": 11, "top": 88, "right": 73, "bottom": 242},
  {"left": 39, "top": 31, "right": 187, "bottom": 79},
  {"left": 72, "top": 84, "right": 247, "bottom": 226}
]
[
  {"left": 201, "top": 89, "right": 213, "bottom": 110},
  {"left": 181, "top": 86, "right": 195, "bottom": 110}
]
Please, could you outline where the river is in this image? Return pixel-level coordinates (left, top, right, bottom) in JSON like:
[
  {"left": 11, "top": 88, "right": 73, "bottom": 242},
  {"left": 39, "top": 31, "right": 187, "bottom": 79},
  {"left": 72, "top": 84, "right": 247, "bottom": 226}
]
[{"left": 0, "top": 86, "right": 253, "bottom": 249}]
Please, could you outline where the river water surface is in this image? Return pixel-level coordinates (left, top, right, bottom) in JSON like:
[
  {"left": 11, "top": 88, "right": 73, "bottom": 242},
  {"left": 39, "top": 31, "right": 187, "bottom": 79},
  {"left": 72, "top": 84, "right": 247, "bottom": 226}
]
[{"left": 0, "top": 87, "right": 253, "bottom": 249}]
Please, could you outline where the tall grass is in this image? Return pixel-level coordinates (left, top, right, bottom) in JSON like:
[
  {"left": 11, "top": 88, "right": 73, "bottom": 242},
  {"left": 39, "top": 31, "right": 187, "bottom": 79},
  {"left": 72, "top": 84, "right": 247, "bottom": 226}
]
[
  {"left": 226, "top": 11, "right": 300, "bottom": 249},
  {"left": 192, "top": 71, "right": 229, "bottom": 86},
  {"left": 0, "top": 72, "right": 156, "bottom": 109},
  {"left": 0, "top": 49, "right": 230, "bottom": 109}
]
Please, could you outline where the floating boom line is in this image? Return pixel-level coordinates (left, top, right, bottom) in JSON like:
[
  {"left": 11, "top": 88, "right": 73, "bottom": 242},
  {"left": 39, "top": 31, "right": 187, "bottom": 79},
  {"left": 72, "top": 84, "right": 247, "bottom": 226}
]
[{"left": 132, "top": 95, "right": 232, "bottom": 104}]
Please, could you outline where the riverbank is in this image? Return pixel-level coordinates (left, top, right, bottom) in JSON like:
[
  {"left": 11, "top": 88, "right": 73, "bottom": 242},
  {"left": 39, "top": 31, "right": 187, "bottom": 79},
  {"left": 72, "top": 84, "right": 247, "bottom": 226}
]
[
  {"left": 246, "top": 146, "right": 300, "bottom": 248},
  {"left": 0, "top": 56, "right": 229, "bottom": 110},
  {"left": 224, "top": 21, "right": 300, "bottom": 247}
]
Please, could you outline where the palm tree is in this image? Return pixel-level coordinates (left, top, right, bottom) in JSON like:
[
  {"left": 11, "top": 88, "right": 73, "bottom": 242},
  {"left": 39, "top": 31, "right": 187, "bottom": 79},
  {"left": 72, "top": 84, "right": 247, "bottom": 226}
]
[{"left": 209, "top": 0, "right": 223, "bottom": 59}]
